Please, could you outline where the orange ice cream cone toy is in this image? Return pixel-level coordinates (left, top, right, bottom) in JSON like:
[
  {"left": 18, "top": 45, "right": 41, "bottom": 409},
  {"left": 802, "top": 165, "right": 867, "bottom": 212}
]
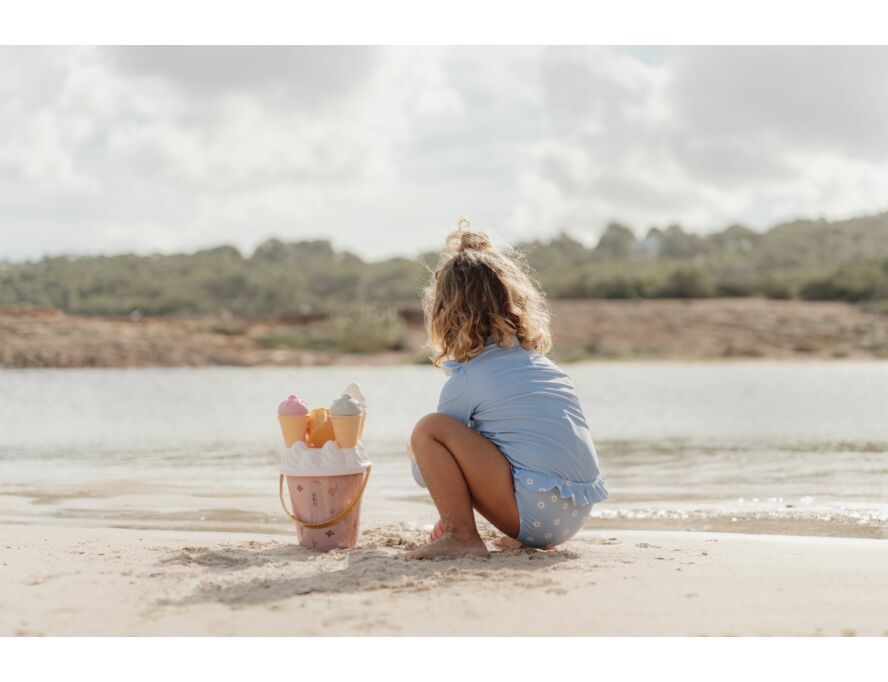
[{"left": 307, "top": 408, "right": 336, "bottom": 448}]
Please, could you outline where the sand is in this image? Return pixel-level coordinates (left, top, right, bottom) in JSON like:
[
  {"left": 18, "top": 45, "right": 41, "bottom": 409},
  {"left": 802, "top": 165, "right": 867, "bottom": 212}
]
[
  {"left": 3, "top": 520, "right": 887, "bottom": 636},
  {"left": 2, "top": 471, "right": 886, "bottom": 636}
]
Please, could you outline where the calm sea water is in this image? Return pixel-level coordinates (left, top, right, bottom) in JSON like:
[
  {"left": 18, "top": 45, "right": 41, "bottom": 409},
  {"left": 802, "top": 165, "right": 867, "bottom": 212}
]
[{"left": 2, "top": 363, "right": 887, "bottom": 535}]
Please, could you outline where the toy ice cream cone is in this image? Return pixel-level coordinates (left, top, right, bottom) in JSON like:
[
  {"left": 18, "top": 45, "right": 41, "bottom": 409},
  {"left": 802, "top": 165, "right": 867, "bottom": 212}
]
[
  {"left": 331, "top": 414, "right": 362, "bottom": 448},
  {"left": 278, "top": 415, "right": 309, "bottom": 447},
  {"left": 278, "top": 394, "right": 310, "bottom": 447},
  {"left": 343, "top": 382, "right": 367, "bottom": 439},
  {"left": 329, "top": 393, "right": 365, "bottom": 448},
  {"left": 307, "top": 408, "right": 336, "bottom": 448}
]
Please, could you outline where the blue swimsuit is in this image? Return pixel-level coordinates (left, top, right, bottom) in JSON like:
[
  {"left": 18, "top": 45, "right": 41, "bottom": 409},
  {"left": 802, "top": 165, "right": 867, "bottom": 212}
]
[{"left": 412, "top": 340, "right": 607, "bottom": 548}]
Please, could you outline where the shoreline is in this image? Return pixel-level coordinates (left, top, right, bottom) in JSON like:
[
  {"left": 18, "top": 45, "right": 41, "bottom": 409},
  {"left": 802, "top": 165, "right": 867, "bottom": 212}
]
[{"left": 3, "top": 478, "right": 885, "bottom": 541}]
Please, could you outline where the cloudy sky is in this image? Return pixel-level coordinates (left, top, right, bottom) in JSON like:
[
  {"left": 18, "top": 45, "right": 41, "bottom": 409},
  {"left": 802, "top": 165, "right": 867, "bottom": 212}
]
[{"left": 2, "top": 46, "right": 888, "bottom": 261}]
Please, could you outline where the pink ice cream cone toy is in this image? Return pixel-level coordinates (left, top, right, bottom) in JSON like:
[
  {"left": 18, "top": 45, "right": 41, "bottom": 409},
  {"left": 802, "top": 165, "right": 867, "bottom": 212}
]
[{"left": 277, "top": 395, "right": 310, "bottom": 447}]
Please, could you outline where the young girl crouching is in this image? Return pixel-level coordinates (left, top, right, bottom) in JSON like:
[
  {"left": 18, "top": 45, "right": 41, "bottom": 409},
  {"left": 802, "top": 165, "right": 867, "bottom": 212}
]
[{"left": 409, "top": 225, "right": 607, "bottom": 559}]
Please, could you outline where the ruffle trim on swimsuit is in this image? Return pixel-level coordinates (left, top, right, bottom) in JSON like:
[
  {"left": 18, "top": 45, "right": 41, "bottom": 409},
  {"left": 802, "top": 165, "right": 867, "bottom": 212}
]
[{"left": 513, "top": 468, "right": 609, "bottom": 506}]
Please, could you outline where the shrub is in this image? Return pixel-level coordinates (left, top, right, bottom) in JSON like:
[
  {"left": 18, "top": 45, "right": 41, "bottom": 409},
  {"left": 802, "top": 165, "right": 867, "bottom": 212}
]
[
  {"left": 716, "top": 280, "right": 754, "bottom": 297},
  {"left": 799, "top": 262, "right": 886, "bottom": 302},
  {"left": 256, "top": 306, "right": 406, "bottom": 354},
  {"left": 754, "top": 277, "right": 793, "bottom": 300},
  {"left": 656, "top": 268, "right": 715, "bottom": 298}
]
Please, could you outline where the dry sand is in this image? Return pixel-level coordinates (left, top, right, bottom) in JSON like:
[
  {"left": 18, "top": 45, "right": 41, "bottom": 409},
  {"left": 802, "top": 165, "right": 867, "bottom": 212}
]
[{"left": 3, "top": 521, "right": 887, "bottom": 636}]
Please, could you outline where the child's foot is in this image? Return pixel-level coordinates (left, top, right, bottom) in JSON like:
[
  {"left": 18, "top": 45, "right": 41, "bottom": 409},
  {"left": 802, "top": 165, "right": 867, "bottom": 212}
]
[
  {"left": 492, "top": 535, "right": 523, "bottom": 549},
  {"left": 428, "top": 519, "right": 445, "bottom": 543},
  {"left": 492, "top": 535, "right": 556, "bottom": 550},
  {"left": 408, "top": 533, "right": 488, "bottom": 560}
]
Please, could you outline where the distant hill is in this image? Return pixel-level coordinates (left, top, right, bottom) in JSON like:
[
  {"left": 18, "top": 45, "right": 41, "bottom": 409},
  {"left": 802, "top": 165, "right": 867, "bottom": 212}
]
[
  {"left": 2, "top": 213, "right": 887, "bottom": 317},
  {"left": 523, "top": 213, "right": 888, "bottom": 302}
]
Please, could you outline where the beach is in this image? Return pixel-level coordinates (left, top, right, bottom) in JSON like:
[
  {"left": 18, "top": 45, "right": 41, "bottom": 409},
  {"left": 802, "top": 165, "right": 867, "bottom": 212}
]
[
  {"left": 4, "top": 519, "right": 887, "bottom": 636},
  {"left": 4, "top": 41, "right": 888, "bottom": 641},
  {"left": 2, "top": 362, "right": 887, "bottom": 635}
]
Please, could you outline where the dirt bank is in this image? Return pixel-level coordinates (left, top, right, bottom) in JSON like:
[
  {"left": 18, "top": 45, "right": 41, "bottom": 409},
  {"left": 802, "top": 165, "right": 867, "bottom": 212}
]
[{"left": 1, "top": 299, "right": 886, "bottom": 368}]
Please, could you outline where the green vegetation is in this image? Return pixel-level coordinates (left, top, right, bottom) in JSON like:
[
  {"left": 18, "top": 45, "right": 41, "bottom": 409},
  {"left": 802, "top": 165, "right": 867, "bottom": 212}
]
[
  {"left": 526, "top": 215, "right": 888, "bottom": 303},
  {"left": 2, "top": 213, "right": 888, "bottom": 317},
  {"left": 256, "top": 306, "right": 406, "bottom": 354}
]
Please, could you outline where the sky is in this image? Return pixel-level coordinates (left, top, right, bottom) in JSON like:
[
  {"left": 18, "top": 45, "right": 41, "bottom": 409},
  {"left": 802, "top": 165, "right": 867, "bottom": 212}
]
[{"left": 2, "top": 46, "right": 888, "bottom": 261}]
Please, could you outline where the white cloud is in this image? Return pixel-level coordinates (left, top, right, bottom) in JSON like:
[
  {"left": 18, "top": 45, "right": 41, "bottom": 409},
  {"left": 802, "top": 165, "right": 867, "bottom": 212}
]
[
  {"left": 108, "top": 46, "right": 379, "bottom": 103},
  {"left": 512, "top": 46, "right": 888, "bottom": 243},
  {"left": 1, "top": 46, "right": 887, "bottom": 261}
]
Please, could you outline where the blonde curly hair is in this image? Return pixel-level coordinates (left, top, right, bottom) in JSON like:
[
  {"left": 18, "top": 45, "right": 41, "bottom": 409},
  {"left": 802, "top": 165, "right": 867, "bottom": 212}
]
[{"left": 422, "top": 221, "right": 552, "bottom": 366}]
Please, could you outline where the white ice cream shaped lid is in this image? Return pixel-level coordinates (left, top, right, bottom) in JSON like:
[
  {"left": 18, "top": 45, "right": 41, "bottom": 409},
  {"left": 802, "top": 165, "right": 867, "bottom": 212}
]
[
  {"left": 280, "top": 440, "right": 370, "bottom": 476},
  {"left": 330, "top": 393, "right": 363, "bottom": 416}
]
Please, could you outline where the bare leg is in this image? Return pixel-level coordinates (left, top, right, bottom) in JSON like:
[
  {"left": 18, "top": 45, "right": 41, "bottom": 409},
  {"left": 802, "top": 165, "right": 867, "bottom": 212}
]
[{"left": 408, "top": 413, "right": 520, "bottom": 560}]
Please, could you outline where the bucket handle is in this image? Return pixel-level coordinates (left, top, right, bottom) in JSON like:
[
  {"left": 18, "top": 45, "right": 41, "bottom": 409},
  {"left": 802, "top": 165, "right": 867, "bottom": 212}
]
[{"left": 278, "top": 465, "right": 371, "bottom": 530}]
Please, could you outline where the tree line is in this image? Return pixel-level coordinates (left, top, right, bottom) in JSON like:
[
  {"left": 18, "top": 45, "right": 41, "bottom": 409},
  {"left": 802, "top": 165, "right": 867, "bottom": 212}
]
[{"left": 2, "top": 213, "right": 887, "bottom": 318}]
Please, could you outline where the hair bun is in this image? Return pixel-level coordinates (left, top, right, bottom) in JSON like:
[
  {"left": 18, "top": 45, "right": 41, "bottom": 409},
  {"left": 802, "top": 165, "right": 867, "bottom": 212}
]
[{"left": 446, "top": 221, "right": 492, "bottom": 255}]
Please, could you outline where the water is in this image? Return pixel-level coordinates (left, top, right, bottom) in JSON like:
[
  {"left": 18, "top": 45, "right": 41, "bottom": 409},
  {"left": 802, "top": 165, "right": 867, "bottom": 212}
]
[{"left": 1, "top": 363, "right": 887, "bottom": 537}]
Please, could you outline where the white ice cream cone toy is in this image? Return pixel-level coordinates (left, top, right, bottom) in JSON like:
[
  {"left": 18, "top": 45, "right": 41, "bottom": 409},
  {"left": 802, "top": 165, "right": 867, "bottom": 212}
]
[{"left": 329, "top": 392, "right": 365, "bottom": 448}]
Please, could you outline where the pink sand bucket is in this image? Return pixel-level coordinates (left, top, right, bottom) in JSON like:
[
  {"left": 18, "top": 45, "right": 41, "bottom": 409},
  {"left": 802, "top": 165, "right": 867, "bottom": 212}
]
[{"left": 278, "top": 441, "right": 371, "bottom": 551}]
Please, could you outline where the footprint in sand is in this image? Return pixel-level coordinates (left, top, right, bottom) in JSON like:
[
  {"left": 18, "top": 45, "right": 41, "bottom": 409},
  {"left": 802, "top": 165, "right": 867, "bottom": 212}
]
[{"left": 585, "top": 537, "right": 621, "bottom": 545}]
